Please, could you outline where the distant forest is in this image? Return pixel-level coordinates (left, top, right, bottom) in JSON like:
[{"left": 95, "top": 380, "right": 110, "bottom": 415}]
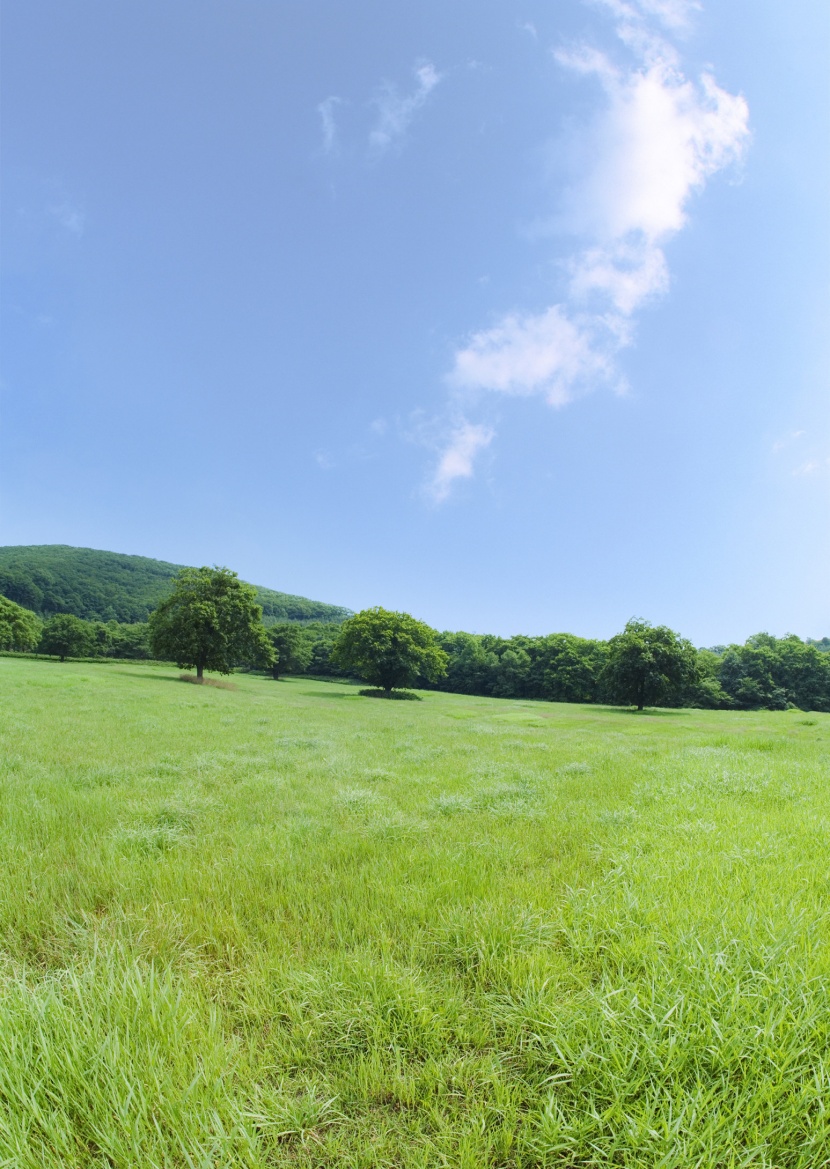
[
  {"left": 295, "top": 626, "right": 830, "bottom": 713},
  {"left": 0, "top": 546, "right": 351, "bottom": 625},
  {"left": 1, "top": 544, "right": 827, "bottom": 712}
]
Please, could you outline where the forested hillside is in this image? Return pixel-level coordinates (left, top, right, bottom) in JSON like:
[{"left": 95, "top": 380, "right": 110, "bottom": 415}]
[{"left": 0, "top": 546, "right": 350, "bottom": 624}]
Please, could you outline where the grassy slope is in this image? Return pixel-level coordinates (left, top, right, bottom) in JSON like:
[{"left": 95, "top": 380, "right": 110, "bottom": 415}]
[
  {"left": 0, "top": 544, "right": 351, "bottom": 624},
  {"left": 1, "top": 657, "right": 828, "bottom": 1167}
]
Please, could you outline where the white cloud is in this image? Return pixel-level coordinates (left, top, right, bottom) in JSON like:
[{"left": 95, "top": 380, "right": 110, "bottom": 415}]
[
  {"left": 428, "top": 419, "right": 494, "bottom": 502},
  {"left": 568, "top": 238, "right": 669, "bottom": 314},
  {"left": 450, "top": 306, "right": 619, "bottom": 405},
  {"left": 369, "top": 61, "right": 441, "bottom": 153},
  {"left": 431, "top": 1, "right": 749, "bottom": 498},
  {"left": 558, "top": 52, "right": 749, "bottom": 241},
  {"left": 318, "top": 96, "right": 341, "bottom": 155}
]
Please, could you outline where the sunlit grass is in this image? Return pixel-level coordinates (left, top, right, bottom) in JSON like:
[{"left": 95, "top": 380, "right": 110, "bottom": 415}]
[{"left": 1, "top": 657, "right": 828, "bottom": 1166}]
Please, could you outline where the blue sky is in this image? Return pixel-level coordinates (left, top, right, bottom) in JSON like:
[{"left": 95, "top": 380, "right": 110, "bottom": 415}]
[{"left": 2, "top": 0, "right": 828, "bottom": 643}]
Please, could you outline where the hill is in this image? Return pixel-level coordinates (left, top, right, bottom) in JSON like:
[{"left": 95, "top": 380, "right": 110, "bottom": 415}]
[{"left": 0, "top": 545, "right": 351, "bottom": 625}]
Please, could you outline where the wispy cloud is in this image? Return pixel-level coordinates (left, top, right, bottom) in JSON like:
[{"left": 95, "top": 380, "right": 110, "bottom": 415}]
[
  {"left": 427, "top": 419, "right": 495, "bottom": 503},
  {"left": 369, "top": 61, "right": 441, "bottom": 153},
  {"left": 431, "top": 1, "right": 748, "bottom": 498},
  {"left": 50, "top": 202, "right": 85, "bottom": 236},
  {"left": 772, "top": 431, "right": 830, "bottom": 477},
  {"left": 772, "top": 430, "right": 806, "bottom": 454},
  {"left": 792, "top": 457, "right": 830, "bottom": 477},
  {"left": 596, "top": 0, "right": 702, "bottom": 34},
  {"left": 314, "top": 449, "right": 335, "bottom": 470},
  {"left": 318, "top": 96, "right": 342, "bottom": 155}
]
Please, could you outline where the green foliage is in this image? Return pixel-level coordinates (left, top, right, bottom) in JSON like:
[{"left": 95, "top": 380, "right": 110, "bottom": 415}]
[
  {"left": 39, "top": 614, "right": 97, "bottom": 662},
  {"left": 603, "top": 619, "right": 698, "bottom": 710},
  {"left": 305, "top": 622, "right": 349, "bottom": 676},
  {"left": 1, "top": 659, "right": 829, "bottom": 1165},
  {"left": 103, "top": 621, "right": 152, "bottom": 660},
  {"left": 3, "top": 546, "right": 827, "bottom": 711},
  {"left": 268, "top": 623, "right": 314, "bottom": 679},
  {"left": 0, "top": 599, "right": 148, "bottom": 664},
  {"left": 0, "top": 544, "right": 351, "bottom": 624},
  {"left": 715, "top": 633, "right": 830, "bottom": 712},
  {"left": 432, "top": 631, "right": 607, "bottom": 704},
  {"left": 149, "top": 567, "right": 274, "bottom": 678},
  {"left": 427, "top": 628, "right": 830, "bottom": 713},
  {"left": 0, "top": 596, "right": 42, "bottom": 652},
  {"left": 332, "top": 607, "right": 449, "bottom": 695},
  {"left": 535, "top": 633, "right": 608, "bottom": 703},
  {"left": 436, "top": 632, "right": 500, "bottom": 695},
  {"left": 679, "top": 649, "right": 734, "bottom": 709}
]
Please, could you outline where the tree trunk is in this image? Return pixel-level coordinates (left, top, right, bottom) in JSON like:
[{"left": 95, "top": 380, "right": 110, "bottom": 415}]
[
  {"left": 197, "top": 663, "right": 204, "bottom": 680},
  {"left": 271, "top": 664, "right": 280, "bottom": 680},
  {"left": 384, "top": 686, "right": 392, "bottom": 698}
]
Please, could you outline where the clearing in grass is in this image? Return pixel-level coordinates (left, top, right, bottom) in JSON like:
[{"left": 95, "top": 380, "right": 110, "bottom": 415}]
[{"left": 0, "top": 656, "right": 828, "bottom": 1166}]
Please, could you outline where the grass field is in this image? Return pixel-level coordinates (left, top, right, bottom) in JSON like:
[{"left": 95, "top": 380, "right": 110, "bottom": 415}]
[{"left": 1, "top": 656, "right": 828, "bottom": 1167}]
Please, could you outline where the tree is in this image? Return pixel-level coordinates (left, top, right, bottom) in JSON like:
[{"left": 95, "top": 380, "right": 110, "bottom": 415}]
[
  {"left": 332, "top": 607, "right": 448, "bottom": 696},
  {"left": 268, "top": 623, "right": 313, "bottom": 679},
  {"left": 715, "top": 634, "right": 830, "bottom": 712},
  {"left": 435, "top": 631, "right": 499, "bottom": 695},
  {"left": 492, "top": 645, "right": 532, "bottom": 698},
  {"left": 683, "top": 649, "right": 733, "bottom": 709},
  {"left": 149, "top": 566, "right": 273, "bottom": 679},
  {"left": 602, "top": 618, "right": 697, "bottom": 711},
  {"left": 105, "top": 621, "right": 152, "bottom": 660},
  {"left": 39, "top": 614, "right": 96, "bottom": 661},
  {"left": 536, "top": 633, "right": 607, "bottom": 704},
  {"left": 0, "top": 596, "right": 43, "bottom": 652}
]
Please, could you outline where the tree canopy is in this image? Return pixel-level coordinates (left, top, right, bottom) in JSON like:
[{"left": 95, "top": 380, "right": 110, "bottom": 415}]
[
  {"left": 39, "top": 614, "right": 96, "bottom": 661},
  {"left": 0, "top": 596, "right": 42, "bottom": 652},
  {"left": 602, "top": 619, "right": 697, "bottom": 710},
  {"left": 332, "top": 607, "right": 448, "bottom": 696},
  {"left": 268, "top": 623, "right": 314, "bottom": 679},
  {"left": 149, "top": 566, "right": 273, "bottom": 679}
]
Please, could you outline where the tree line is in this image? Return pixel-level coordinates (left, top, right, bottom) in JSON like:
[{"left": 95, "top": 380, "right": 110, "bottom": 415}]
[
  {"left": 0, "top": 602, "right": 154, "bottom": 662},
  {"left": 268, "top": 618, "right": 830, "bottom": 712},
  {"left": 1, "top": 570, "right": 828, "bottom": 712}
]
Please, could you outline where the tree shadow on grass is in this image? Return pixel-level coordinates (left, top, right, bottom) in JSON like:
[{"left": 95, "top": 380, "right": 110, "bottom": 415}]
[
  {"left": 178, "top": 673, "right": 237, "bottom": 690},
  {"left": 616, "top": 707, "right": 692, "bottom": 717},
  {"left": 109, "top": 668, "right": 235, "bottom": 688},
  {"left": 359, "top": 689, "right": 422, "bottom": 701},
  {"left": 294, "top": 689, "right": 362, "bottom": 699}
]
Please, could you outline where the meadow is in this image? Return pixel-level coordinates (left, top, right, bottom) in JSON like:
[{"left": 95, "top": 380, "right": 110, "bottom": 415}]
[{"left": 0, "top": 656, "right": 828, "bottom": 1167}]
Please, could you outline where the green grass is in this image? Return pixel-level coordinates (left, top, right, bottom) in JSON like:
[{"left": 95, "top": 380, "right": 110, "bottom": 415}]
[{"left": 1, "top": 657, "right": 829, "bottom": 1167}]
